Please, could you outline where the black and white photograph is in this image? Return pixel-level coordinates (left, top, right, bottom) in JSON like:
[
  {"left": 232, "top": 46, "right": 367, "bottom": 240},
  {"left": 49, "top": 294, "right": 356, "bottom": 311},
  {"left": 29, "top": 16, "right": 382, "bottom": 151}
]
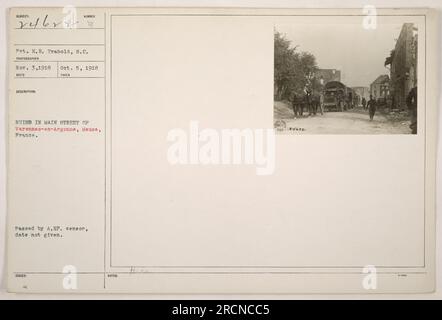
[{"left": 274, "top": 21, "right": 418, "bottom": 134}]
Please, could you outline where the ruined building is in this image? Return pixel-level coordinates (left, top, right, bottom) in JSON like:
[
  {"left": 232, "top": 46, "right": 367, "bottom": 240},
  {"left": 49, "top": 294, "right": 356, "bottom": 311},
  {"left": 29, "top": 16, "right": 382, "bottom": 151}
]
[{"left": 385, "top": 23, "right": 418, "bottom": 110}]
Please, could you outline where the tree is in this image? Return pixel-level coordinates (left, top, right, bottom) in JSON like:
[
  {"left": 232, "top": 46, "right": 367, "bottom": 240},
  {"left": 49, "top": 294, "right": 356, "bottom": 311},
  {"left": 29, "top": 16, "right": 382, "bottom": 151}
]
[{"left": 274, "top": 32, "right": 319, "bottom": 100}]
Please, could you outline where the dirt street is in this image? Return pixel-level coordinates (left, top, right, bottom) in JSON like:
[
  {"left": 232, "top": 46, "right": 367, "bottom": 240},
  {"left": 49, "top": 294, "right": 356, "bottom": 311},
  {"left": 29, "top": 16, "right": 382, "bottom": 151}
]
[{"left": 274, "top": 101, "right": 412, "bottom": 134}]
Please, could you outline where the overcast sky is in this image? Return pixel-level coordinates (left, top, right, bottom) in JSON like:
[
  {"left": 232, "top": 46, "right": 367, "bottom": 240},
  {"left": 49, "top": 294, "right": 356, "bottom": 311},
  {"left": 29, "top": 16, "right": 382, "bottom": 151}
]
[{"left": 276, "top": 23, "right": 405, "bottom": 87}]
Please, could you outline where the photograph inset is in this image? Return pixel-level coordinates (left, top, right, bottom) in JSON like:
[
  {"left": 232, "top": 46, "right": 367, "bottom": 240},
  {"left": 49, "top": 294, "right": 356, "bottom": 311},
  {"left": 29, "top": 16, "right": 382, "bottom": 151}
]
[{"left": 274, "top": 22, "right": 418, "bottom": 134}]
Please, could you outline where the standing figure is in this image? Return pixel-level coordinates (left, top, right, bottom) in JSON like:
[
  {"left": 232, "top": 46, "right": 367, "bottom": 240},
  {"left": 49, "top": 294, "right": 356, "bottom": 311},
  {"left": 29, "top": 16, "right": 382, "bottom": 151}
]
[
  {"left": 305, "top": 90, "right": 313, "bottom": 116},
  {"left": 319, "top": 93, "right": 324, "bottom": 115},
  {"left": 406, "top": 86, "right": 417, "bottom": 134},
  {"left": 361, "top": 97, "right": 367, "bottom": 110},
  {"left": 367, "top": 95, "right": 377, "bottom": 121}
]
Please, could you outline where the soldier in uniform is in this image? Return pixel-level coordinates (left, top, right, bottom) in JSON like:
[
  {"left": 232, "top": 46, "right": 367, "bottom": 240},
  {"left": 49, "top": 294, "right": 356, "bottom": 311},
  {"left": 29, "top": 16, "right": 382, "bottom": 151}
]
[
  {"left": 361, "top": 97, "right": 367, "bottom": 110},
  {"left": 305, "top": 89, "right": 313, "bottom": 116},
  {"left": 367, "top": 95, "right": 377, "bottom": 121},
  {"left": 406, "top": 86, "right": 417, "bottom": 134},
  {"left": 319, "top": 92, "right": 324, "bottom": 115}
]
